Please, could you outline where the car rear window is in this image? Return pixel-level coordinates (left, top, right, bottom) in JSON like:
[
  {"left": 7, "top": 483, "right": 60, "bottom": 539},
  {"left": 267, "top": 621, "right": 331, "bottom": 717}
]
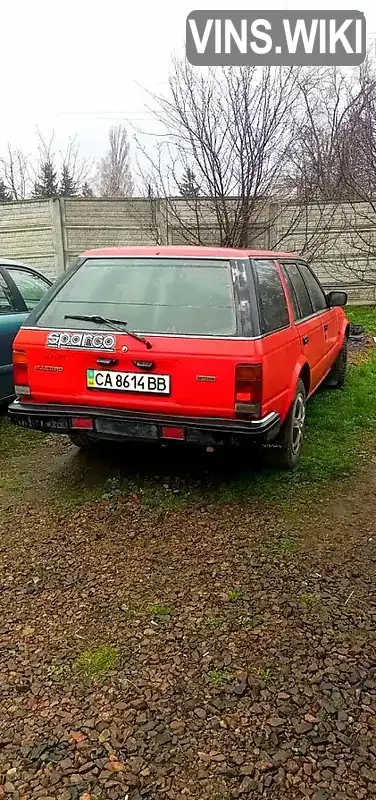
[{"left": 36, "top": 257, "right": 237, "bottom": 336}]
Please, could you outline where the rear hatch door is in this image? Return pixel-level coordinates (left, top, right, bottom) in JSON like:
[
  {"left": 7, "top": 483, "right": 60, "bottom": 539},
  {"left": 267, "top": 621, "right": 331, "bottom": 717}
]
[{"left": 22, "top": 254, "right": 258, "bottom": 419}]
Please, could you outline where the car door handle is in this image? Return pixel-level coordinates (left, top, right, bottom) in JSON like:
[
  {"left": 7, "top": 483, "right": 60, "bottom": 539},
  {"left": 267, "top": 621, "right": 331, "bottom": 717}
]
[
  {"left": 302, "top": 335, "right": 309, "bottom": 346},
  {"left": 323, "top": 324, "right": 329, "bottom": 332}
]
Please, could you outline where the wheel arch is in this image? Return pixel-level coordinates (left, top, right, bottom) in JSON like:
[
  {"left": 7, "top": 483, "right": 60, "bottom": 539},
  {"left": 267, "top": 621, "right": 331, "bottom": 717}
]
[
  {"left": 281, "top": 358, "right": 310, "bottom": 425},
  {"left": 298, "top": 362, "right": 311, "bottom": 398}
]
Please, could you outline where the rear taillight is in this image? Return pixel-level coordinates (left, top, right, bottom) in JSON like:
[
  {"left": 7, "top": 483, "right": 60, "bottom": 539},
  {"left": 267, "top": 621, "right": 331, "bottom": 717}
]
[
  {"left": 13, "top": 349, "right": 30, "bottom": 396},
  {"left": 235, "top": 363, "right": 262, "bottom": 419}
]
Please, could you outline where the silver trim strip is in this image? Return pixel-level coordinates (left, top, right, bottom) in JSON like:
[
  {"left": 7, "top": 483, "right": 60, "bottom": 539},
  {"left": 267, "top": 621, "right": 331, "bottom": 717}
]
[
  {"left": 82, "top": 255, "right": 235, "bottom": 261},
  {"left": 249, "top": 411, "right": 278, "bottom": 427},
  {"left": 21, "top": 326, "right": 263, "bottom": 341}
]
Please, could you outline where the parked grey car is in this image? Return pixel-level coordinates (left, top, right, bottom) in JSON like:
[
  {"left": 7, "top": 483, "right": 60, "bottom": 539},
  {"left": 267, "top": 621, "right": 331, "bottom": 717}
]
[{"left": 0, "top": 259, "right": 52, "bottom": 403}]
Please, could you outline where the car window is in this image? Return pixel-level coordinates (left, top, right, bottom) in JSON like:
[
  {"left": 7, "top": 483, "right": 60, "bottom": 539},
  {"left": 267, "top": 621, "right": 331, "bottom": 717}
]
[
  {"left": 36, "top": 258, "right": 237, "bottom": 336},
  {"left": 281, "top": 262, "right": 312, "bottom": 320},
  {"left": 7, "top": 268, "right": 50, "bottom": 311},
  {"left": 280, "top": 265, "right": 300, "bottom": 320},
  {"left": 0, "top": 274, "right": 15, "bottom": 314},
  {"left": 298, "top": 263, "right": 327, "bottom": 313},
  {"left": 253, "top": 259, "right": 290, "bottom": 334}
]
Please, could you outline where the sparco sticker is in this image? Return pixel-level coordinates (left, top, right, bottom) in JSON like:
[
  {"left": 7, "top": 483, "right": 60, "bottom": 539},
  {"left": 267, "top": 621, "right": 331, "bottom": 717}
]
[{"left": 46, "top": 331, "right": 116, "bottom": 351}]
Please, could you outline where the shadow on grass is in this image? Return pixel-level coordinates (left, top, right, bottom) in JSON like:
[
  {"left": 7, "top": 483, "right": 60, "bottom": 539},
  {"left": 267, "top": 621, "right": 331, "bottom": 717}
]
[{"left": 38, "top": 349, "right": 376, "bottom": 508}]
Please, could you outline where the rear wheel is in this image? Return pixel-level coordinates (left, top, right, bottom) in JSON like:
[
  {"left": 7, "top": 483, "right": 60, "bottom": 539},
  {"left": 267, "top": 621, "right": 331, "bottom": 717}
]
[
  {"left": 268, "top": 379, "right": 306, "bottom": 470},
  {"left": 324, "top": 339, "right": 348, "bottom": 388},
  {"left": 68, "top": 433, "right": 99, "bottom": 451}
]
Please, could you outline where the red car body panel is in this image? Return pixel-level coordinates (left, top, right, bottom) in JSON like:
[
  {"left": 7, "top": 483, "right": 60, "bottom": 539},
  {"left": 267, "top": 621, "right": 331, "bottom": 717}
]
[
  {"left": 15, "top": 329, "right": 265, "bottom": 419},
  {"left": 9, "top": 246, "right": 349, "bottom": 448}
]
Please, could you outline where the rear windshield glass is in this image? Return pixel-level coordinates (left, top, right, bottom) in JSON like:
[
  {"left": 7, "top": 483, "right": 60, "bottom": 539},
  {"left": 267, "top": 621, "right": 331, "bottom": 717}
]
[{"left": 36, "top": 257, "right": 237, "bottom": 336}]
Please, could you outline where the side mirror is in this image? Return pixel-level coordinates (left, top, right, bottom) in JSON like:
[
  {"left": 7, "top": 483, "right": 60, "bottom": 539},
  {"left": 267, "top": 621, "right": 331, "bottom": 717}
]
[{"left": 326, "top": 290, "right": 347, "bottom": 308}]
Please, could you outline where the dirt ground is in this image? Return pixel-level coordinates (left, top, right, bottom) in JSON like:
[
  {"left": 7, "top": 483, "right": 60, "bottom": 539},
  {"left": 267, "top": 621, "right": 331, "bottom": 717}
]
[{"left": 0, "top": 424, "right": 375, "bottom": 800}]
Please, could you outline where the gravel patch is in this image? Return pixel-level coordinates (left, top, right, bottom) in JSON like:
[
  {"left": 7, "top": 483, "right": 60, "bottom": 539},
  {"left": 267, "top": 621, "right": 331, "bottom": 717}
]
[{"left": 0, "top": 439, "right": 375, "bottom": 798}]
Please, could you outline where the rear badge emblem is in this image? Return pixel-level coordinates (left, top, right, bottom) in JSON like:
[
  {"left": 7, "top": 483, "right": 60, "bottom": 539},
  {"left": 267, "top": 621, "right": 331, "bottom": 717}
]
[
  {"left": 196, "top": 375, "right": 216, "bottom": 382},
  {"left": 35, "top": 365, "right": 63, "bottom": 372},
  {"left": 46, "top": 331, "right": 116, "bottom": 351}
]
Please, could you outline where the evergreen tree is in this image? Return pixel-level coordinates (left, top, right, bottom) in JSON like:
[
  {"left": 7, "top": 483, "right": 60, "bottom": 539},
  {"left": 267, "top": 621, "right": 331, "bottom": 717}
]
[
  {"left": 33, "top": 158, "right": 59, "bottom": 198},
  {"left": 0, "top": 180, "right": 12, "bottom": 201},
  {"left": 178, "top": 167, "right": 200, "bottom": 198},
  {"left": 81, "top": 181, "right": 94, "bottom": 197},
  {"left": 60, "top": 164, "right": 77, "bottom": 196}
]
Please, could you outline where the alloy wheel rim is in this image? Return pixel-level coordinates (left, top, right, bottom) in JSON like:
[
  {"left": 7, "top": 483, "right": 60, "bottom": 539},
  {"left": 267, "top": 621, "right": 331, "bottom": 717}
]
[{"left": 291, "top": 393, "right": 306, "bottom": 456}]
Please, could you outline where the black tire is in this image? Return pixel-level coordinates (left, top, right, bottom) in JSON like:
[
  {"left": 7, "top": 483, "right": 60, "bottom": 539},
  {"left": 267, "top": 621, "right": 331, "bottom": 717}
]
[
  {"left": 68, "top": 433, "right": 99, "bottom": 451},
  {"left": 268, "top": 379, "right": 307, "bottom": 470},
  {"left": 324, "top": 339, "right": 348, "bottom": 389}
]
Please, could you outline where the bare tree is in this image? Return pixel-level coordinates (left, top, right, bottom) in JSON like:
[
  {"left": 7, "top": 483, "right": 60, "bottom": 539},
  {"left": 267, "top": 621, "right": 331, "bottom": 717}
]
[
  {"left": 97, "top": 125, "right": 133, "bottom": 197},
  {"left": 60, "top": 135, "right": 94, "bottom": 193},
  {"left": 284, "top": 69, "right": 350, "bottom": 201},
  {"left": 0, "top": 144, "right": 31, "bottom": 200},
  {"left": 139, "top": 60, "right": 309, "bottom": 248},
  {"left": 334, "top": 63, "right": 376, "bottom": 286},
  {"left": 287, "top": 59, "right": 376, "bottom": 285}
]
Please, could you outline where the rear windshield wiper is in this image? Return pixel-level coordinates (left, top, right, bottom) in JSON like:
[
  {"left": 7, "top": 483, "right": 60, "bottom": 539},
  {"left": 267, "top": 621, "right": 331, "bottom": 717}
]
[{"left": 64, "top": 314, "right": 152, "bottom": 349}]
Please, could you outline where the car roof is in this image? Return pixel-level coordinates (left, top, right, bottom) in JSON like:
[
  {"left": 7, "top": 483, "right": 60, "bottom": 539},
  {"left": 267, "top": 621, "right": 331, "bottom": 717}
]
[
  {"left": 0, "top": 257, "right": 31, "bottom": 268},
  {"left": 0, "top": 258, "right": 51, "bottom": 282},
  {"left": 82, "top": 246, "right": 297, "bottom": 260}
]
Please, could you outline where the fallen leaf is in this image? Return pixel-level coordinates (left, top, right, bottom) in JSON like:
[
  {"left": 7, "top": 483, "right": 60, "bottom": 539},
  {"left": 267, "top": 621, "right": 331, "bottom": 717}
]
[
  {"left": 106, "top": 758, "right": 125, "bottom": 772},
  {"left": 22, "top": 626, "right": 35, "bottom": 637},
  {"left": 69, "top": 731, "right": 86, "bottom": 743}
]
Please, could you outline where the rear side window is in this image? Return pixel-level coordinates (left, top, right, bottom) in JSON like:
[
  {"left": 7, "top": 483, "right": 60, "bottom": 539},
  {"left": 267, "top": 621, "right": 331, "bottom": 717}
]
[
  {"left": 8, "top": 268, "right": 50, "bottom": 311},
  {"left": 298, "top": 263, "right": 327, "bottom": 313},
  {"left": 281, "top": 262, "right": 312, "bottom": 320},
  {"left": 36, "top": 258, "right": 237, "bottom": 336},
  {"left": 253, "top": 260, "right": 289, "bottom": 334}
]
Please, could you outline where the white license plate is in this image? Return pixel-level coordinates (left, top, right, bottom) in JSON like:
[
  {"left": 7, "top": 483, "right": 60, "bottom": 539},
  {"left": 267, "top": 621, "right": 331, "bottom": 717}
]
[{"left": 87, "top": 369, "right": 170, "bottom": 394}]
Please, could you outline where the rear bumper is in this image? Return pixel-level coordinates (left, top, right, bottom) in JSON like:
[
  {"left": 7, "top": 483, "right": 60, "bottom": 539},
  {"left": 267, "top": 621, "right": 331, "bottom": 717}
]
[{"left": 8, "top": 400, "right": 280, "bottom": 446}]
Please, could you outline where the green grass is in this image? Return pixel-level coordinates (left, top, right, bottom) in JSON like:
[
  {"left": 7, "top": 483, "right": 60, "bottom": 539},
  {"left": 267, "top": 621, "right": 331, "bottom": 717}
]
[
  {"left": 74, "top": 646, "right": 119, "bottom": 681},
  {"left": 299, "top": 593, "right": 321, "bottom": 611},
  {"left": 46, "top": 663, "right": 71, "bottom": 680},
  {"left": 205, "top": 617, "right": 222, "bottom": 629},
  {"left": 0, "top": 416, "right": 43, "bottom": 458},
  {"left": 208, "top": 668, "right": 231, "bottom": 687},
  {"left": 238, "top": 614, "right": 264, "bottom": 628},
  {"left": 218, "top": 306, "right": 376, "bottom": 499},
  {"left": 257, "top": 666, "right": 274, "bottom": 683},
  {"left": 146, "top": 603, "right": 173, "bottom": 618},
  {"left": 227, "top": 588, "right": 243, "bottom": 602},
  {"left": 347, "top": 305, "right": 376, "bottom": 334},
  {"left": 265, "top": 534, "right": 298, "bottom": 557}
]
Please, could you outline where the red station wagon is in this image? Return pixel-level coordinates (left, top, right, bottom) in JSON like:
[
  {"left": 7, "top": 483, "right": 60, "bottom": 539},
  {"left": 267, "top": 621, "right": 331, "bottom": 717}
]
[{"left": 8, "top": 246, "right": 349, "bottom": 469}]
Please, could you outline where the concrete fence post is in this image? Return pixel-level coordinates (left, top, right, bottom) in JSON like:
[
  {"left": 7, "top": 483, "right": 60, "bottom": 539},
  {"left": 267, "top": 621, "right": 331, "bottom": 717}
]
[{"left": 51, "top": 198, "right": 66, "bottom": 274}]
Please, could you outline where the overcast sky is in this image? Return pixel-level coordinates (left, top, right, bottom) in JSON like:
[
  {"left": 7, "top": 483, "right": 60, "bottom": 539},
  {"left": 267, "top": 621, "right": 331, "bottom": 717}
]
[{"left": 3, "top": 0, "right": 376, "bottom": 172}]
